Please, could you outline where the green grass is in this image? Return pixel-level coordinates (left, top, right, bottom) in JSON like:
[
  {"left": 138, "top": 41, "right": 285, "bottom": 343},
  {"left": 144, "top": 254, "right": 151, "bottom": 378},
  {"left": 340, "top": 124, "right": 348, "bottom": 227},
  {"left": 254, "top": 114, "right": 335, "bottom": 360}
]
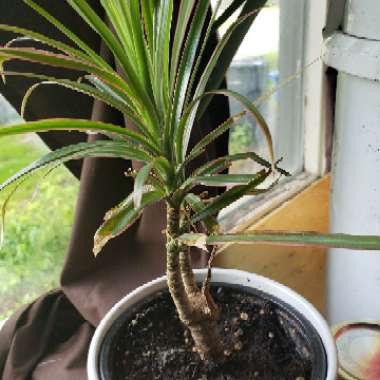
[{"left": 0, "top": 135, "right": 79, "bottom": 319}]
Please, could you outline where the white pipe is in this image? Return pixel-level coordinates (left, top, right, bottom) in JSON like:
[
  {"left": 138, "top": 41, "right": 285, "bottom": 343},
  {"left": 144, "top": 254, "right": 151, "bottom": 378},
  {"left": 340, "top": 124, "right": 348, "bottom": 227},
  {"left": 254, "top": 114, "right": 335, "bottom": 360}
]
[
  {"left": 328, "top": 73, "right": 380, "bottom": 325},
  {"left": 344, "top": 0, "right": 380, "bottom": 40},
  {"left": 324, "top": 0, "right": 380, "bottom": 326}
]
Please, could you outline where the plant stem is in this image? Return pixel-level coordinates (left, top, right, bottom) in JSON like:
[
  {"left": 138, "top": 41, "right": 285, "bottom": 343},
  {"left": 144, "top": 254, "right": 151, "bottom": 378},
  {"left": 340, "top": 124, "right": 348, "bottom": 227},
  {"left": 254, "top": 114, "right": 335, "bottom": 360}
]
[
  {"left": 166, "top": 206, "right": 193, "bottom": 323},
  {"left": 166, "top": 205, "right": 224, "bottom": 360},
  {"left": 179, "top": 248, "right": 199, "bottom": 295}
]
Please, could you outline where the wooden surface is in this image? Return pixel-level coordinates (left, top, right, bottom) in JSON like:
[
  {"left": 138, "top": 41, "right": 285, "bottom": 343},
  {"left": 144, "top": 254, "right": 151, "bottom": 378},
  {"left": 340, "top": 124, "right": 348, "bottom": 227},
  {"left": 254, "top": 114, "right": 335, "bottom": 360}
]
[{"left": 215, "top": 174, "right": 331, "bottom": 315}]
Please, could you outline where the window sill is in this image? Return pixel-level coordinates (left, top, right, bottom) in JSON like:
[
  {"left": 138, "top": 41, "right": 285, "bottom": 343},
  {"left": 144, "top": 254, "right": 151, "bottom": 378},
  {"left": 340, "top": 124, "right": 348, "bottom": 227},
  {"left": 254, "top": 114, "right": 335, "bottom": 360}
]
[
  {"left": 218, "top": 172, "right": 317, "bottom": 233},
  {"left": 215, "top": 174, "right": 331, "bottom": 315}
]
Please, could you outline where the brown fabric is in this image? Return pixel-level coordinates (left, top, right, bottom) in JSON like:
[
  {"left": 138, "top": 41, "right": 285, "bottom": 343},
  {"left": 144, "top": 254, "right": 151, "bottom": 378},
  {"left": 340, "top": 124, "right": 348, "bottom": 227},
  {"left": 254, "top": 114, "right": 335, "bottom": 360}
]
[
  {"left": 0, "top": 2, "right": 229, "bottom": 379},
  {"left": 0, "top": 290, "right": 94, "bottom": 380}
]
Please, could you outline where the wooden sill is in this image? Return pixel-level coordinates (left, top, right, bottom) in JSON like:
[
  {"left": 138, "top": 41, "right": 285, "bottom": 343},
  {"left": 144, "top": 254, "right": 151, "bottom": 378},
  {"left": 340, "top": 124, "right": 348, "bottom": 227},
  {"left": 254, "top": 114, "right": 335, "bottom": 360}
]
[{"left": 214, "top": 174, "right": 331, "bottom": 315}]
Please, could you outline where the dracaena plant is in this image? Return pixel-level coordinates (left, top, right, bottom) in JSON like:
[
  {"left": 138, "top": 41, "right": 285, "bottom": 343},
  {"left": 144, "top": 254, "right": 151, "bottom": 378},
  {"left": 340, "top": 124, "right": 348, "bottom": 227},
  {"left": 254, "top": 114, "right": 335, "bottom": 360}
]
[{"left": 1, "top": 0, "right": 380, "bottom": 361}]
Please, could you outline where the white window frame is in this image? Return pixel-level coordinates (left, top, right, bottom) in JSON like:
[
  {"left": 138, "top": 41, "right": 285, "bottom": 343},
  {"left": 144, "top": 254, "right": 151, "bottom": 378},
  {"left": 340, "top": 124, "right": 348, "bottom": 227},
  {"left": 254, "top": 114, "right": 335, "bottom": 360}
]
[{"left": 219, "top": 0, "right": 330, "bottom": 232}]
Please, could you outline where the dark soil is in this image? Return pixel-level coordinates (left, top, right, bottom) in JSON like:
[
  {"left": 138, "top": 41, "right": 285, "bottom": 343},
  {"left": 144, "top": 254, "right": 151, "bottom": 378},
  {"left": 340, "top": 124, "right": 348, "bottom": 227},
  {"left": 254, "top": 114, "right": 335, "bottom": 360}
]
[{"left": 104, "top": 286, "right": 315, "bottom": 380}]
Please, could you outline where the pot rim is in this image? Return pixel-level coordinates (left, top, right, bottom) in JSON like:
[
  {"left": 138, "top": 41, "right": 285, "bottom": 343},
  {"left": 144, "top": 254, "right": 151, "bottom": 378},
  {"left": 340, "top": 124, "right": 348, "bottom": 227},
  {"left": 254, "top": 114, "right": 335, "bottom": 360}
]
[{"left": 88, "top": 268, "right": 337, "bottom": 380}]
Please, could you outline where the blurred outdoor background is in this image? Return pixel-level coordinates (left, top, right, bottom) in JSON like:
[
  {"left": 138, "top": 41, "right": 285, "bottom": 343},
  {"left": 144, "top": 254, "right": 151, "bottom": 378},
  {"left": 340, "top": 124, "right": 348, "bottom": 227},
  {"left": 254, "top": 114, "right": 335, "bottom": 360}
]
[{"left": 0, "top": 95, "right": 78, "bottom": 319}]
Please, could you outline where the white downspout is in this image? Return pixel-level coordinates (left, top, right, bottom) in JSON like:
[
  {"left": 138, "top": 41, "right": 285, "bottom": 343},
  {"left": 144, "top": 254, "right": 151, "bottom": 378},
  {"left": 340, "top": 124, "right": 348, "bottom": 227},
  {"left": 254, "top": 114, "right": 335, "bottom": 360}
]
[{"left": 323, "top": 0, "right": 380, "bottom": 326}]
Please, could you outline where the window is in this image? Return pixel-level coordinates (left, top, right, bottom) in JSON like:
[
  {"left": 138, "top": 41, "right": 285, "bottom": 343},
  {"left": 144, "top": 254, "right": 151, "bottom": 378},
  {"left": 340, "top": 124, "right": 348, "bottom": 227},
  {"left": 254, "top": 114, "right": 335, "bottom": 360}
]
[
  {"left": 0, "top": 95, "right": 79, "bottom": 319},
  {"left": 0, "top": 0, "right": 329, "bottom": 317},
  {"left": 211, "top": 0, "right": 329, "bottom": 230}
]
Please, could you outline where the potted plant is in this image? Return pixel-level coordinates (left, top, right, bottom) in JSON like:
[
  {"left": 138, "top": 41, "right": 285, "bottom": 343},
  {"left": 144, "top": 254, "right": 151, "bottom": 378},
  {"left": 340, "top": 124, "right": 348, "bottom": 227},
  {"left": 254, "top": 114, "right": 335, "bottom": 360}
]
[{"left": 2, "top": 0, "right": 380, "bottom": 378}]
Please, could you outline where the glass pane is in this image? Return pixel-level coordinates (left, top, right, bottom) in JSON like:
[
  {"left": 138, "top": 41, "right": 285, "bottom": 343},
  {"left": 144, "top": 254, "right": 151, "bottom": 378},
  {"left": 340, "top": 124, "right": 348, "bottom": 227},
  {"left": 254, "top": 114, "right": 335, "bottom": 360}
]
[
  {"left": 0, "top": 95, "right": 79, "bottom": 319},
  {"left": 212, "top": 0, "right": 305, "bottom": 175}
]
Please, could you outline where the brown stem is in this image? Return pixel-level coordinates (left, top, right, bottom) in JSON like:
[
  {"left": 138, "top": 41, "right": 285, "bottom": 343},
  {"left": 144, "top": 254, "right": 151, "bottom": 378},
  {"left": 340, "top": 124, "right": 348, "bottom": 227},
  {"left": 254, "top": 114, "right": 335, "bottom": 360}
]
[
  {"left": 179, "top": 248, "right": 199, "bottom": 295},
  {"left": 166, "top": 205, "right": 224, "bottom": 361},
  {"left": 202, "top": 247, "right": 216, "bottom": 294},
  {"left": 166, "top": 206, "right": 193, "bottom": 324}
]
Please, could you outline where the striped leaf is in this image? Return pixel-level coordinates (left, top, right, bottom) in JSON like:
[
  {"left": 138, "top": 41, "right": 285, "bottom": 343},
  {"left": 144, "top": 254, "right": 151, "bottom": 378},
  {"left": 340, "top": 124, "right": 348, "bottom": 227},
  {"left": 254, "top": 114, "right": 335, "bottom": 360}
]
[
  {"left": 23, "top": 0, "right": 112, "bottom": 69},
  {"left": 0, "top": 24, "right": 97, "bottom": 64},
  {"left": 191, "top": 169, "right": 270, "bottom": 224},
  {"left": 213, "top": 0, "right": 246, "bottom": 29},
  {"left": 177, "top": 8, "right": 263, "bottom": 159},
  {"left": 170, "top": 0, "right": 197, "bottom": 88},
  {"left": 188, "top": 174, "right": 269, "bottom": 187},
  {"left": 0, "top": 118, "right": 155, "bottom": 153},
  {"left": 168, "top": 0, "right": 209, "bottom": 150},
  {"left": 0, "top": 47, "right": 136, "bottom": 104},
  {"left": 180, "top": 232, "right": 380, "bottom": 252},
  {"left": 0, "top": 71, "right": 150, "bottom": 141},
  {"left": 197, "top": 0, "right": 267, "bottom": 118},
  {"left": 133, "top": 162, "right": 154, "bottom": 208},
  {"left": 178, "top": 89, "right": 274, "bottom": 165},
  {"left": 190, "top": 152, "right": 290, "bottom": 179},
  {"left": 184, "top": 193, "right": 218, "bottom": 233},
  {"left": 94, "top": 190, "right": 163, "bottom": 255},
  {"left": 0, "top": 140, "right": 151, "bottom": 193},
  {"left": 184, "top": 112, "right": 245, "bottom": 165},
  {"left": 67, "top": 0, "right": 159, "bottom": 129}
]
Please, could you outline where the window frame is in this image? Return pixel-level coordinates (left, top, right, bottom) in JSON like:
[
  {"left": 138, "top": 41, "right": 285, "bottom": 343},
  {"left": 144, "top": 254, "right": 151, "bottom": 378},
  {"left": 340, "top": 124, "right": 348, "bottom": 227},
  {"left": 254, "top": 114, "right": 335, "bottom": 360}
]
[{"left": 220, "top": 0, "right": 330, "bottom": 230}]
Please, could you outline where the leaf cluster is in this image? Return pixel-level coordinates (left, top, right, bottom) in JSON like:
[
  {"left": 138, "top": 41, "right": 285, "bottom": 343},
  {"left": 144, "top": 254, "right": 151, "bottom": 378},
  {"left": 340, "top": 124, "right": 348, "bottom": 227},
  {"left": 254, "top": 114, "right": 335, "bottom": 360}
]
[
  {"left": 0, "top": 0, "right": 277, "bottom": 254},
  {"left": 2, "top": 1, "right": 377, "bottom": 254}
]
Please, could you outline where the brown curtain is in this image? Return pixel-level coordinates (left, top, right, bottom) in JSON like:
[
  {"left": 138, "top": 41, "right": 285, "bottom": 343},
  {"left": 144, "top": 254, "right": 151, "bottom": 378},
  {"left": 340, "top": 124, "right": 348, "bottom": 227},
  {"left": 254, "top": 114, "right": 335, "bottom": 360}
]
[{"left": 0, "top": 2, "right": 229, "bottom": 379}]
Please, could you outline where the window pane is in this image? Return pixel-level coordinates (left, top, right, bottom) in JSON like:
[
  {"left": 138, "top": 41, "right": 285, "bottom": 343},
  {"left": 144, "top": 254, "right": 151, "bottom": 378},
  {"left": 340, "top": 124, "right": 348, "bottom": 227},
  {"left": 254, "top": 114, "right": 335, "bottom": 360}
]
[
  {"left": 0, "top": 95, "right": 79, "bottom": 319},
  {"left": 212, "top": 0, "right": 305, "bottom": 175}
]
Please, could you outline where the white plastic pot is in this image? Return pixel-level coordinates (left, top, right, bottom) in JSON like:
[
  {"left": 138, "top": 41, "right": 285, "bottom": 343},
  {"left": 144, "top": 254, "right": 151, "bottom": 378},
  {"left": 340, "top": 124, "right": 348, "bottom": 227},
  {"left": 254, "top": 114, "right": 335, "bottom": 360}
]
[{"left": 88, "top": 268, "right": 337, "bottom": 380}]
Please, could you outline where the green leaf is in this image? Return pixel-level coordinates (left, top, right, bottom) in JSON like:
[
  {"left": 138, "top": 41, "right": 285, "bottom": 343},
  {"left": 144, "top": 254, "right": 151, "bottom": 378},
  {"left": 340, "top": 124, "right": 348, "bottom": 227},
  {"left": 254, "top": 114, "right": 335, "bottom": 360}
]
[
  {"left": 178, "top": 89, "right": 274, "bottom": 165},
  {"left": 141, "top": 0, "right": 155, "bottom": 53},
  {"left": 184, "top": 193, "right": 218, "bottom": 233},
  {"left": 210, "top": 89, "right": 274, "bottom": 164},
  {"left": 67, "top": 0, "right": 159, "bottom": 129},
  {"left": 2, "top": 71, "right": 160, "bottom": 153},
  {"left": 0, "top": 184, "right": 21, "bottom": 249},
  {"left": 129, "top": 0, "right": 154, "bottom": 92},
  {"left": 191, "top": 169, "right": 270, "bottom": 224},
  {"left": 100, "top": 0, "right": 152, "bottom": 104},
  {"left": 152, "top": 0, "right": 173, "bottom": 115},
  {"left": 0, "top": 47, "right": 135, "bottom": 103},
  {"left": 168, "top": 0, "right": 209, "bottom": 152},
  {"left": 180, "top": 232, "right": 380, "bottom": 251},
  {"left": 1, "top": 71, "right": 150, "bottom": 141},
  {"left": 99, "top": 0, "right": 136, "bottom": 56},
  {"left": 185, "top": 111, "right": 245, "bottom": 164},
  {"left": 85, "top": 75, "right": 157, "bottom": 142},
  {"left": 23, "top": 0, "right": 113, "bottom": 70},
  {"left": 133, "top": 162, "right": 154, "bottom": 208},
  {"left": 0, "top": 24, "right": 97, "bottom": 64},
  {"left": 185, "top": 0, "right": 223, "bottom": 106},
  {"left": 188, "top": 174, "right": 268, "bottom": 187},
  {"left": 213, "top": 0, "right": 246, "bottom": 30},
  {"left": 94, "top": 190, "right": 163, "bottom": 256},
  {"left": 0, "top": 46, "right": 146, "bottom": 119},
  {"left": 0, "top": 140, "right": 151, "bottom": 193},
  {"left": 174, "top": 5, "right": 264, "bottom": 162},
  {"left": 0, "top": 118, "right": 155, "bottom": 153},
  {"left": 152, "top": 156, "right": 173, "bottom": 185},
  {"left": 188, "top": 152, "right": 289, "bottom": 181},
  {"left": 197, "top": 0, "right": 266, "bottom": 118},
  {"left": 67, "top": 0, "right": 133, "bottom": 76},
  {"left": 170, "top": 0, "right": 197, "bottom": 88}
]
